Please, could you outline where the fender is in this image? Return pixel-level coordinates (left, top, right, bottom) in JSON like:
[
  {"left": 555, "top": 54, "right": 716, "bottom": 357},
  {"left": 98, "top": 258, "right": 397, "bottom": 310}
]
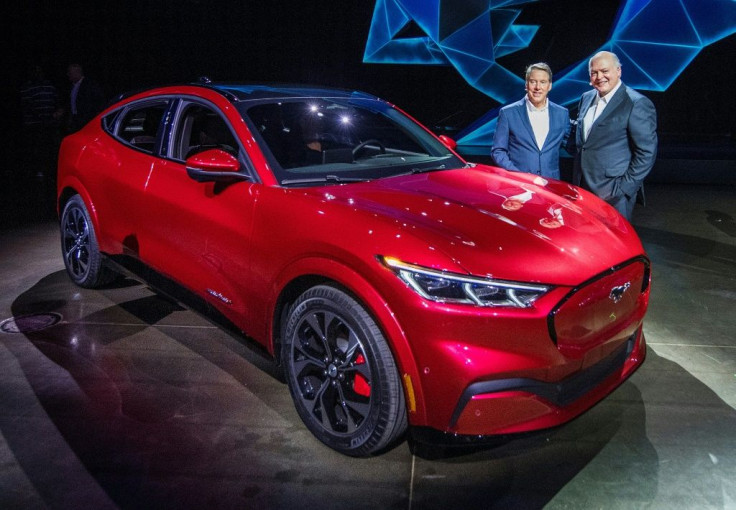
[
  {"left": 267, "top": 255, "right": 428, "bottom": 424},
  {"left": 57, "top": 176, "right": 115, "bottom": 253}
]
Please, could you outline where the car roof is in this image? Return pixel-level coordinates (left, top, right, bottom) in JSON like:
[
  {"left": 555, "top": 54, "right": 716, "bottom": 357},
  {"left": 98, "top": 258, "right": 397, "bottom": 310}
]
[
  {"left": 111, "top": 80, "right": 384, "bottom": 107},
  {"left": 203, "top": 82, "right": 380, "bottom": 103}
]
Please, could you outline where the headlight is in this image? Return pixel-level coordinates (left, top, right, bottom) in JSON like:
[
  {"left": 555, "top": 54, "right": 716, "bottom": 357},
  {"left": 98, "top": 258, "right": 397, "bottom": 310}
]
[{"left": 382, "top": 256, "right": 550, "bottom": 308}]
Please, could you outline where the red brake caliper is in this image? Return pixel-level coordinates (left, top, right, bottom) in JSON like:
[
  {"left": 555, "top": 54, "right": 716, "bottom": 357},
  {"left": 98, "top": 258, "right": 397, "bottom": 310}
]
[{"left": 352, "top": 353, "right": 371, "bottom": 397}]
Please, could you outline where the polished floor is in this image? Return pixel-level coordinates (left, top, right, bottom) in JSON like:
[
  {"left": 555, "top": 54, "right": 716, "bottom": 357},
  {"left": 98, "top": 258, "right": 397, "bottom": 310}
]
[{"left": 1, "top": 176, "right": 735, "bottom": 509}]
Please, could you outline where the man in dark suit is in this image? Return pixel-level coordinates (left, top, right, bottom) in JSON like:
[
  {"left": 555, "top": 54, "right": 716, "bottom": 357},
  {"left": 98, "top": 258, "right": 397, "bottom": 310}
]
[
  {"left": 570, "top": 51, "right": 657, "bottom": 221},
  {"left": 492, "top": 62, "right": 571, "bottom": 180},
  {"left": 64, "top": 63, "right": 106, "bottom": 133}
]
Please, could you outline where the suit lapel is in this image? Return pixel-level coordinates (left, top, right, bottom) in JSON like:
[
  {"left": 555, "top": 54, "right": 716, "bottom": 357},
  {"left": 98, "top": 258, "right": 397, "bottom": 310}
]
[
  {"left": 543, "top": 106, "right": 563, "bottom": 148},
  {"left": 579, "top": 91, "right": 596, "bottom": 143},
  {"left": 580, "top": 91, "right": 596, "bottom": 120},
  {"left": 516, "top": 100, "right": 537, "bottom": 147},
  {"left": 592, "top": 85, "right": 626, "bottom": 127}
]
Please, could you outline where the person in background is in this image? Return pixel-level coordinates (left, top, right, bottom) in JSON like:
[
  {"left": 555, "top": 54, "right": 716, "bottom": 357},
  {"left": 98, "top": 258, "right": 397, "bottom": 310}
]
[
  {"left": 568, "top": 51, "right": 657, "bottom": 221},
  {"left": 56, "top": 63, "right": 106, "bottom": 133},
  {"left": 491, "top": 62, "right": 571, "bottom": 180},
  {"left": 19, "top": 64, "right": 59, "bottom": 178}
]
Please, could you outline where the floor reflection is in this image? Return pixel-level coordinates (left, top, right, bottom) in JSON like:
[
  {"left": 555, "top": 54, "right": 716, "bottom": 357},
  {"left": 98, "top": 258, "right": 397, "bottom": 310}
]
[{"left": 1, "top": 266, "right": 731, "bottom": 509}]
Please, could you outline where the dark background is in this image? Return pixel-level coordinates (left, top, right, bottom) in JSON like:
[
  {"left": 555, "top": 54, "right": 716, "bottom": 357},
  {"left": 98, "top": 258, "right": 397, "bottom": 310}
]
[
  {"left": 4, "top": 0, "right": 735, "bottom": 151},
  {"left": 5, "top": 0, "right": 736, "bottom": 181}
]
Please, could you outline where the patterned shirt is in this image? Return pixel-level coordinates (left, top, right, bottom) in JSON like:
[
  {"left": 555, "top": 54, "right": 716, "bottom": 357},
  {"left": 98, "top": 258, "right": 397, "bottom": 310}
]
[{"left": 20, "top": 80, "right": 58, "bottom": 127}]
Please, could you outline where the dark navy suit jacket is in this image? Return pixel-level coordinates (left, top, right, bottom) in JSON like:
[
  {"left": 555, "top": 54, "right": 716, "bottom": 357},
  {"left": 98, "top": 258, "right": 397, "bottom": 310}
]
[
  {"left": 491, "top": 98, "right": 570, "bottom": 180},
  {"left": 69, "top": 77, "right": 105, "bottom": 132},
  {"left": 569, "top": 84, "right": 657, "bottom": 220}
]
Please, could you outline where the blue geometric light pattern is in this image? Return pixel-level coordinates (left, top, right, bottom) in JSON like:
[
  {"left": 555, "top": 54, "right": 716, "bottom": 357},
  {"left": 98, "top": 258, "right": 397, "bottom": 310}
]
[
  {"left": 363, "top": 0, "right": 542, "bottom": 105},
  {"left": 363, "top": 0, "right": 736, "bottom": 150}
]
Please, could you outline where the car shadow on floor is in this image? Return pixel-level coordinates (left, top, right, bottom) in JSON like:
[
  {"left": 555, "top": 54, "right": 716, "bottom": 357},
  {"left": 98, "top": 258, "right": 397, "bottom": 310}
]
[{"left": 3, "top": 270, "right": 736, "bottom": 509}]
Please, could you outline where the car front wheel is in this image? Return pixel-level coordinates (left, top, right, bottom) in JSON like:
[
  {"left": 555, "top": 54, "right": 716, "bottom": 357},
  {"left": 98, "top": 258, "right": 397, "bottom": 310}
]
[
  {"left": 282, "top": 285, "right": 407, "bottom": 456},
  {"left": 60, "top": 195, "right": 114, "bottom": 288}
]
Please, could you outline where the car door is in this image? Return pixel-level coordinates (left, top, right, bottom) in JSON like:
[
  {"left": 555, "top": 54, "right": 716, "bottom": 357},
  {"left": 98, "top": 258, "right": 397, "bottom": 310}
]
[
  {"left": 94, "top": 99, "right": 171, "bottom": 254},
  {"left": 139, "top": 99, "right": 260, "bottom": 327}
]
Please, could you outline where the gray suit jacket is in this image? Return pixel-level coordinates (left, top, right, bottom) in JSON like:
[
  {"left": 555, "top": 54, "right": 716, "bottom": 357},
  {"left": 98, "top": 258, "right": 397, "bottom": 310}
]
[{"left": 571, "top": 84, "right": 657, "bottom": 202}]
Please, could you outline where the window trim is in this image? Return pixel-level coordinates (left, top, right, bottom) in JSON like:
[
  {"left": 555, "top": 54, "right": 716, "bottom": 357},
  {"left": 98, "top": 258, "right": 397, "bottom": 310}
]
[
  {"left": 103, "top": 97, "right": 173, "bottom": 156},
  {"left": 166, "top": 96, "right": 260, "bottom": 184}
]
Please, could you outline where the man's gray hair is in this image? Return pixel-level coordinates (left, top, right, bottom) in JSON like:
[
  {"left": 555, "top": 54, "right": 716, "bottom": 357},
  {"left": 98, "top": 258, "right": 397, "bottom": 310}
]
[
  {"left": 588, "top": 51, "right": 621, "bottom": 72},
  {"left": 525, "top": 62, "right": 553, "bottom": 81}
]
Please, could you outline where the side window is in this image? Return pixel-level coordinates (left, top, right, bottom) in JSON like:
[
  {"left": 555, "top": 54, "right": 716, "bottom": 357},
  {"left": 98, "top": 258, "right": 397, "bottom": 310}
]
[
  {"left": 102, "top": 109, "right": 121, "bottom": 132},
  {"left": 117, "top": 102, "right": 168, "bottom": 154},
  {"left": 173, "top": 104, "right": 239, "bottom": 160}
]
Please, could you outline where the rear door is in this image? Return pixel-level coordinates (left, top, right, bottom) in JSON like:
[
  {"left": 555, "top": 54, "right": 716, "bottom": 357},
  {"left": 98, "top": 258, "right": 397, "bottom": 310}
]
[{"left": 94, "top": 98, "right": 171, "bottom": 254}]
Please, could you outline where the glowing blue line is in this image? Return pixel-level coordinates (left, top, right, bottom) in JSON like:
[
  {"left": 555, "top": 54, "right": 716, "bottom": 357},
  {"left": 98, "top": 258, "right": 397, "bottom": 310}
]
[
  {"left": 680, "top": 0, "right": 704, "bottom": 46},
  {"left": 615, "top": 40, "right": 701, "bottom": 49},
  {"left": 363, "top": 0, "right": 736, "bottom": 148},
  {"left": 615, "top": 46, "right": 663, "bottom": 89}
]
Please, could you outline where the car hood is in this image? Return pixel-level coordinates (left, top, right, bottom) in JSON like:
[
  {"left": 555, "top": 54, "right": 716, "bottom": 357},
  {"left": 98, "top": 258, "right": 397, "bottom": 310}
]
[{"left": 306, "top": 166, "right": 645, "bottom": 286}]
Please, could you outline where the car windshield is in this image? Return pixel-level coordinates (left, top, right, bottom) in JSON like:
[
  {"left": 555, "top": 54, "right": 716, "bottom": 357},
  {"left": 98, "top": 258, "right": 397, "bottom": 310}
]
[{"left": 239, "top": 97, "right": 465, "bottom": 186}]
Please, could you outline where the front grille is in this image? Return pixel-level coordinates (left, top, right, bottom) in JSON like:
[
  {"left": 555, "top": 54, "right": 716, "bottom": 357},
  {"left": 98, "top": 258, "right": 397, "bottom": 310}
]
[{"left": 548, "top": 256, "right": 649, "bottom": 359}]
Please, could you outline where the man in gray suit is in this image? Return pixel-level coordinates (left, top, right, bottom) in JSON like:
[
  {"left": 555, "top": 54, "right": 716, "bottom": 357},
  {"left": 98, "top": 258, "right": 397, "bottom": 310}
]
[{"left": 570, "top": 51, "right": 657, "bottom": 221}]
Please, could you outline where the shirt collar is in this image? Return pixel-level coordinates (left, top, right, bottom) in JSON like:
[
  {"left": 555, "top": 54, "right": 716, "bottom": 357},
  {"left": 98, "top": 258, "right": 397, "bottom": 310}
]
[
  {"left": 525, "top": 96, "right": 548, "bottom": 112},
  {"left": 598, "top": 80, "right": 623, "bottom": 104}
]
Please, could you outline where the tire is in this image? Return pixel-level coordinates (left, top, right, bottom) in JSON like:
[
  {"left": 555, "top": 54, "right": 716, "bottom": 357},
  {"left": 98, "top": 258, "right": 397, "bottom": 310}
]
[
  {"left": 60, "top": 195, "right": 115, "bottom": 288},
  {"left": 282, "top": 285, "right": 407, "bottom": 456}
]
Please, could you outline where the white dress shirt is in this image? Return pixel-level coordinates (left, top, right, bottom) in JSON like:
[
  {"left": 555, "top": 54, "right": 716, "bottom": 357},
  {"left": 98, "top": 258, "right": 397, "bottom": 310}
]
[
  {"left": 525, "top": 97, "right": 549, "bottom": 150},
  {"left": 583, "top": 80, "right": 622, "bottom": 140}
]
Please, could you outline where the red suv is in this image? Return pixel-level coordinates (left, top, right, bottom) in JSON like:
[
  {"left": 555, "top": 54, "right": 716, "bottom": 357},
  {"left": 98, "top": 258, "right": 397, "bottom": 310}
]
[{"left": 57, "top": 82, "right": 649, "bottom": 456}]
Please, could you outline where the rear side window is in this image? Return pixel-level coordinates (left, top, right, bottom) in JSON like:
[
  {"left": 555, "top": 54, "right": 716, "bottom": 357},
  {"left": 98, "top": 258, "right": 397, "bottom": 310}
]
[{"left": 116, "top": 102, "right": 169, "bottom": 154}]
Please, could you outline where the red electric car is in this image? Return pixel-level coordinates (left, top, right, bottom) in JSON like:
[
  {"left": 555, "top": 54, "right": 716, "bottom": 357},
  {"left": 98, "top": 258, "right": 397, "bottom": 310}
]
[{"left": 57, "top": 82, "right": 649, "bottom": 456}]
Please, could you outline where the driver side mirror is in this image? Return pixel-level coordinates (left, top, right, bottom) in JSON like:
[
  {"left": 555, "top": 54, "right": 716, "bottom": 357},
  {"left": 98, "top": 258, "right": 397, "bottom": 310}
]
[
  {"left": 438, "top": 135, "right": 457, "bottom": 150},
  {"left": 185, "top": 149, "right": 250, "bottom": 183}
]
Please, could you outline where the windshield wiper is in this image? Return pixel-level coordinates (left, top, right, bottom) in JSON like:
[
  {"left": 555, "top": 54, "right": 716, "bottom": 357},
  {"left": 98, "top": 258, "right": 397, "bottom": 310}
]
[
  {"left": 410, "top": 164, "right": 446, "bottom": 174},
  {"left": 281, "top": 174, "right": 370, "bottom": 186}
]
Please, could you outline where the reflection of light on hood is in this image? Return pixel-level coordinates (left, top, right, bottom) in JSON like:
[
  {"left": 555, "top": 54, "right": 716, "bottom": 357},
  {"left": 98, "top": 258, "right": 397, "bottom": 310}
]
[
  {"left": 479, "top": 208, "right": 555, "bottom": 242},
  {"left": 477, "top": 208, "right": 552, "bottom": 242},
  {"left": 530, "top": 229, "right": 552, "bottom": 241},
  {"left": 508, "top": 189, "right": 534, "bottom": 203},
  {"left": 561, "top": 201, "right": 584, "bottom": 215},
  {"left": 477, "top": 208, "right": 517, "bottom": 227},
  {"left": 538, "top": 206, "right": 565, "bottom": 229},
  {"left": 550, "top": 206, "right": 564, "bottom": 223}
]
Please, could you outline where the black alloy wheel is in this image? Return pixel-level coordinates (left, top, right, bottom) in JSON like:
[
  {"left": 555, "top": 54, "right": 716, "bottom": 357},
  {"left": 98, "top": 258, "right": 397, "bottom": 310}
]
[
  {"left": 282, "top": 285, "right": 407, "bottom": 456},
  {"left": 60, "top": 195, "right": 114, "bottom": 288}
]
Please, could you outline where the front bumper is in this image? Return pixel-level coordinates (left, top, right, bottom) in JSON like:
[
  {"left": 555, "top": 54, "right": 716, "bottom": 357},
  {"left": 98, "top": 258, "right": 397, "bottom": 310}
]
[
  {"left": 395, "top": 257, "right": 650, "bottom": 436},
  {"left": 448, "top": 327, "right": 645, "bottom": 435}
]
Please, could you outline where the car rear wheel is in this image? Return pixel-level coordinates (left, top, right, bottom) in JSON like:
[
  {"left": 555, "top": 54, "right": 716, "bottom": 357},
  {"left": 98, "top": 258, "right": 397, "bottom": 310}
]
[
  {"left": 60, "top": 195, "right": 115, "bottom": 288},
  {"left": 282, "top": 285, "right": 407, "bottom": 456}
]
